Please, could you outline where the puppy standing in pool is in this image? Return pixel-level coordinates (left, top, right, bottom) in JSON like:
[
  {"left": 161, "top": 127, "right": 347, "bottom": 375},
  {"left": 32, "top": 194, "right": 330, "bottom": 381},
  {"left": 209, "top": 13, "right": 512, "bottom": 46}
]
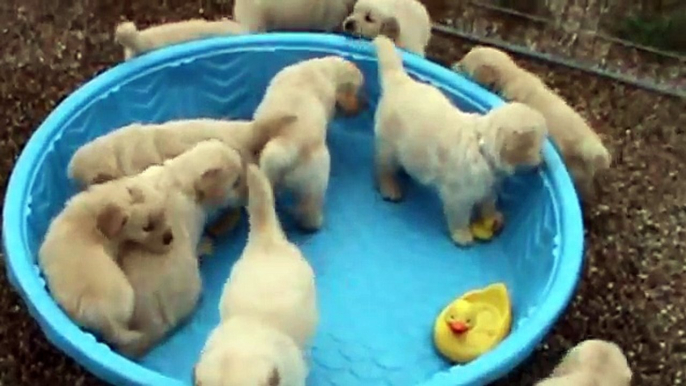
[
  {"left": 342, "top": 0, "right": 431, "bottom": 56},
  {"left": 115, "top": 18, "right": 247, "bottom": 60},
  {"left": 193, "top": 165, "right": 317, "bottom": 386},
  {"left": 373, "top": 36, "right": 548, "bottom": 246},
  {"left": 455, "top": 47, "right": 611, "bottom": 200},
  {"left": 250, "top": 56, "right": 364, "bottom": 231},
  {"left": 536, "top": 339, "right": 632, "bottom": 386},
  {"left": 233, "top": 0, "right": 356, "bottom": 32},
  {"left": 118, "top": 140, "right": 246, "bottom": 357},
  {"left": 39, "top": 175, "right": 173, "bottom": 356}
]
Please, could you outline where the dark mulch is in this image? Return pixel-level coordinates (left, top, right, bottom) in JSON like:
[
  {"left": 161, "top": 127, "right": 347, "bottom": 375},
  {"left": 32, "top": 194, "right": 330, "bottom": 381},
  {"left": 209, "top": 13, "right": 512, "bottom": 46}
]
[{"left": 0, "top": 1, "right": 684, "bottom": 385}]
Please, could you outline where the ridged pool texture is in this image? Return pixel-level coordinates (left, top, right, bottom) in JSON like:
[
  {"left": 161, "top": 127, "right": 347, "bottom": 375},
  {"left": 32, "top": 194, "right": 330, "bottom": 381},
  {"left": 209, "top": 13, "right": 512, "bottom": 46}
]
[{"left": 2, "top": 33, "right": 583, "bottom": 386}]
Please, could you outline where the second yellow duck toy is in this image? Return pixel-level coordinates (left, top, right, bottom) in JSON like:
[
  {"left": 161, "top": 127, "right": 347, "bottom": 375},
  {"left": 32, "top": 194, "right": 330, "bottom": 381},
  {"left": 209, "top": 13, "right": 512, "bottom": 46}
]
[{"left": 433, "top": 282, "right": 512, "bottom": 363}]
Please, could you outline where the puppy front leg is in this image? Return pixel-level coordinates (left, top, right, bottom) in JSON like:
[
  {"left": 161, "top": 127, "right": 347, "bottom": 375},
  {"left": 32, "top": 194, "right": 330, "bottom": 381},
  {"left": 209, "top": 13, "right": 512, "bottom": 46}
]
[
  {"left": 375, "top": 141, "right": 403, "bottom": 201},
  {"left": 443, "top": 196, "right": 475, "bottom": 246},
  {"left": 477, "top": 194, "right": 504, "bottom": 232}
]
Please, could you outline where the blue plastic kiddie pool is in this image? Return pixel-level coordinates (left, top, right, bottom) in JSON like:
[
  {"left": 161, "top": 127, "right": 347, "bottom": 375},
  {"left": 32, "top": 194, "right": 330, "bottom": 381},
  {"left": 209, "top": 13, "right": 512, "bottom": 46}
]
[{"left": 2, "top": 33, "right": 583, "bottom": 386}]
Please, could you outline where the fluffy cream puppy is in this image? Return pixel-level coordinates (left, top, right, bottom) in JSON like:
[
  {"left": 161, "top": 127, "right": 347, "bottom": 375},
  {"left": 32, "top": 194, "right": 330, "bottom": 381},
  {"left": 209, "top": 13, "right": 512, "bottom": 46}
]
[
  {"left": 342, "top": 0, "right": 431, "bottom": 56},
  {"left": 374, "top": 36, "right": 547, "bottom": 246},
  {"left": 193, "top": 165, "right": 317, "bottom": 386},
  {"left": 38, "top": 175, "right": 173, "bottom": 357},
  {"left": 251, "top": 56, "right": 364, "bottom": 231},
  {"left": 114, "top": 18, "right": 247, "bottom": 60},
  {"left": 234, "top": 0, "right": 356, "bottom": 32},
  {"left": 68, "top": 116, "right": 294, "bottom": 189},
  {"left": 454, "top": 46, "right": 611, "bottom": 200},
  {"left": 119, "top": 140, "right": 245, "bottom": 357},
  {"left": 536, "top": 340, "right": 632, "bottom": 386}
]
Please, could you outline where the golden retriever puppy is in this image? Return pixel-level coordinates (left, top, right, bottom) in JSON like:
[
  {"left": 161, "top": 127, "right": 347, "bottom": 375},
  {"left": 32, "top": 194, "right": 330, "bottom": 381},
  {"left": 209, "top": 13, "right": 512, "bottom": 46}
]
[
  {"left": 38, "top": 175, "right": 173, "bottom": 357},
  {"left": 454, "top": 46, "right": 611, "bottom": 200},
  {"left": 115, "top": 18, "right": 247, "bottom": 60},
  {"left": 251, "top": 56, "right": 364, "bottom": 231},
  {"left": 536, "top": 340, "right": 632, "bottom": 386},
  {"left": 374, "top": 36, "right": 547, "bottom": 246},
  {"left": 193, "top": 165, "right": 317, "bottom": 386},
  {"left": 68, "top": 116, "right": 294, "bottom": 189},
  {"left": 342, "top": 0, "right": 431, "bottom": 56},
  {"left": 234, "top": 0, "right": 356, "bottom": 32},
  {"left": 119, "top": 140, "right": 246, "bottom": 357}
]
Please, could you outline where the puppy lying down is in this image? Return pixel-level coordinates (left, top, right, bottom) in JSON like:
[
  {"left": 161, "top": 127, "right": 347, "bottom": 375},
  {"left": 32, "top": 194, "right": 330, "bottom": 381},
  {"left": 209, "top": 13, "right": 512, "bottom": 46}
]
[
  {"left": 536, "top": 339, "right": 632, "bottom": 386},
  {"left": 39, "top": 173, "right": 173, "bottom": 357},
  {"left": 194, "top": 165, "right": 317, "bottom": 386},
  {"left": 234, "top": 0, "right": 356, "bottom": 32},
  {"left": 115, "top": 18, "right": 247, "bottom": 60},
  {"left": 119, "top": 140, "right": 245, "bottom": 357},
  {"left": 68, "top": 116, "right": 293, "bottom": 236},
  {"left": 342, "top": 0, "right": 431, "bottom": 56},
  {"left": 455, "top": 46, "right": 611, "bottom": 200},
  {"left": 374, "top": 36, "right": 548, "bottom": 246},
  {"left": 251, "top": 55, "right": 364, "bottom": 231}
]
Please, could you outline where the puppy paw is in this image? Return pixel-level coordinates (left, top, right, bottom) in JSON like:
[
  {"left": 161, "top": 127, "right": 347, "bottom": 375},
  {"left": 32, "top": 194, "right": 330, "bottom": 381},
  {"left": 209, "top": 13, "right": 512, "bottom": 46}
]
[
  {"left": 198, "top": 237, "right": 214, "bottom": 257},
  {"left": 451, "top": 227, "right": 474, "bottom": 246},
  {"left": 378, "top": 176, "right": 403, "bottom": 202}
]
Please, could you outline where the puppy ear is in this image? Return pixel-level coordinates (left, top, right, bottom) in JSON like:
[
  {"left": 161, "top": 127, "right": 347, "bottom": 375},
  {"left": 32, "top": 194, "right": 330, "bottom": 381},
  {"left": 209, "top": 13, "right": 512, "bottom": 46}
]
[
  {"left": 127, "top": 186, "right": 146, "bottom": 203},
  {"left": 194, "top": 167, "right": 223, "bottom": 202},
  {"left": 267, "top": 367, "right": 280, "bottom": 386},
  {"left": 92, "top": 173, "right": 114, "bottom": 185},
  {"left": 96, "top": 203, "right": 128, "bottom": 238},
  {"left": 379, "top": 17, "right": 401, "bottom": 42},
  {"left": 473, "top": 64, "right": 498, "bottom": 88}
]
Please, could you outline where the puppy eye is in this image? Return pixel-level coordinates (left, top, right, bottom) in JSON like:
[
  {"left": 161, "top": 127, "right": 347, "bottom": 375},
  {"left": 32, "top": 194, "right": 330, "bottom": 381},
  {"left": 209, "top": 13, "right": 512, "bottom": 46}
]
[
  {"left": 143, "top": 219, "right": 156, "bottom": 232},
  {"left": 364, "top": 13, "right": 373, "bottom": 23}
]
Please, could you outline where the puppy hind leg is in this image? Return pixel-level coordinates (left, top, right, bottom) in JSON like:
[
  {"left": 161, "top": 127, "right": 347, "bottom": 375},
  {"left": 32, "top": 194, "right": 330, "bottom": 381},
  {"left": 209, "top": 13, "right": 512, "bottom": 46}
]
[
  {"left": 375, "top": 140, "right": 403, "bottom": 201},
  {"left": 291, "top": 147, "right": 330, "bottom": 231}
]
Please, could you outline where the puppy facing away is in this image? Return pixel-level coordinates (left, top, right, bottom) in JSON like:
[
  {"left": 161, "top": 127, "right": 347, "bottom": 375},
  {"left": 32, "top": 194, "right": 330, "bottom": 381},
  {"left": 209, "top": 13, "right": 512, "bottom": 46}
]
[
  {"left": 115, "top": 18, "right": 247, "bottom": 60},
  {"left": 118, "top": 140, "right": 244, "bottom": 357},
  {"left": 193, "top": 165, "right": 317, "bottom": 386},
  {"left": 38, "top": 175, "right": 173, "bottom": 357},
  {"left": 233, "top": 0, "right": 356, "bottom": 32},
  {"left": 68, "top": 116, "right": 294, "bottom": 189},
  {"left": 250, "top": 56, "right": 364, "bottom": 231},
  {"left": 454, "top": 46, "right": 611, "bottom": 200},
  {"left": 536, "top": 339, "right": 632, "bottom": 386},
  {"left": 373, "top": 36, "right": 547, "bottom": 246},
  {"left": 342, "top": 0, "right": 432, "bottom": 56}
]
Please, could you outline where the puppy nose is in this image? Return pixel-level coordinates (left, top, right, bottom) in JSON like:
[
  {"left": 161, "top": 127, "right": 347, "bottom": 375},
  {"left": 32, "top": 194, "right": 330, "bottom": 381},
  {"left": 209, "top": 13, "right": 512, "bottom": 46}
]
[
  {"left": 343, "top": 19, "right": 356, "bottom": 32},
  {"left": 162, "top": 230, "right": 173, "bottom": 245}
]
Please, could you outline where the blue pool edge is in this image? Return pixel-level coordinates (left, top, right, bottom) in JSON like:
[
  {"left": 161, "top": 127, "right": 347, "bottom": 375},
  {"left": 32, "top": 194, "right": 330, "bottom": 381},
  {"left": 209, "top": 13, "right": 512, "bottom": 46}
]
[{"left": 2, "top": 32, "right": 584, "bottom": 386}]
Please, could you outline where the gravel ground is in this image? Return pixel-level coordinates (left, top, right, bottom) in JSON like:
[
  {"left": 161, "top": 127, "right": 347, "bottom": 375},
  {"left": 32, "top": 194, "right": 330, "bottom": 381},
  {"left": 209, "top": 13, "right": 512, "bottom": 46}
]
[{"left": 0, "top": 1, "right": 684, "bottom": 385}]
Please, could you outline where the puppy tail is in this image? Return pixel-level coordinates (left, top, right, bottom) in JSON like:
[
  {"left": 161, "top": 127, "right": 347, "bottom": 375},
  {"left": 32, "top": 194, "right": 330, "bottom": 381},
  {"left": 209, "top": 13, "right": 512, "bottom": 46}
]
[
  {"left": 114, "top": 21, "right": 145, "bottom": 55},
  {"left": 373, "top": 35, "right": 407, "bottom": 85},
  {"left": 246, "top": 164, "right": 285, "bottom": 241}
]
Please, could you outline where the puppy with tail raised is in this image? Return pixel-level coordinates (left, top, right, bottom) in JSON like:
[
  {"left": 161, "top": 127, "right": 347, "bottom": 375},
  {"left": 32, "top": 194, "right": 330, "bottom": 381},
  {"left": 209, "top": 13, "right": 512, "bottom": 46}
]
[
  {"left": 115, "top": 18, "right": 246, "bottom": 60},
  {"left": 373, "top": 36, "right": 547, "bottom": 246},
  {"left": 193, "top": 164, "right": 317, "bottom": 386}
]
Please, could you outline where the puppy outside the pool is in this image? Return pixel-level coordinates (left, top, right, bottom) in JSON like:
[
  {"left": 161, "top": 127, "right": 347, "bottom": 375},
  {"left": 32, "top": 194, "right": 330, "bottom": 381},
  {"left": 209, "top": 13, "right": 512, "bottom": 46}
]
[
  {"left": 119, "top": 139, "right": 245, "bottom": 357},
  {"left": 233, "top": 0, "right": 356, "bottom": 33},
  {"left": 373, "top": 36, "right": 548, "bottom": 246},
  {"left": 115, "top": 18, "right": 247, "bottom": 60},
  {"left": 536, "top": 339, "right": 632, "bottom": 386},
  {"left": 251, "top": 55, "right": 364, "bottom": 231},
  {"left": 454, "top": 46, "right": 611, "bottom": 201},
  {"left": 38, "top": 174, "right": 174, "bottom": 357},
  {"left": 193, "top": 165, "right": 316, "bottom": 386},
  {"left": 342, "top": 0, "right": 431, "bottom": 56}
]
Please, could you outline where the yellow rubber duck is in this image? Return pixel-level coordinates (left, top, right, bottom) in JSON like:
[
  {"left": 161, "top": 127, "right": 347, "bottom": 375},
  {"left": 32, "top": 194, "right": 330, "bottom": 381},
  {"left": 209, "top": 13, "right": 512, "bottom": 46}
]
[
  {"left": 433, "top": 283, "right": 512, "bottom": 363},
  {"left": 469, "top": 213, "right": 503, "bottom": 241}
]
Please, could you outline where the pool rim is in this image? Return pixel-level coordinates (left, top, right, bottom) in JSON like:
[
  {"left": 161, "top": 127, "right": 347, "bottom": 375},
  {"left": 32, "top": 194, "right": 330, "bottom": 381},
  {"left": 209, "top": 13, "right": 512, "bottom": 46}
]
[{"left": 2, "top": 32, "right": 584, "bottom": 386}]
